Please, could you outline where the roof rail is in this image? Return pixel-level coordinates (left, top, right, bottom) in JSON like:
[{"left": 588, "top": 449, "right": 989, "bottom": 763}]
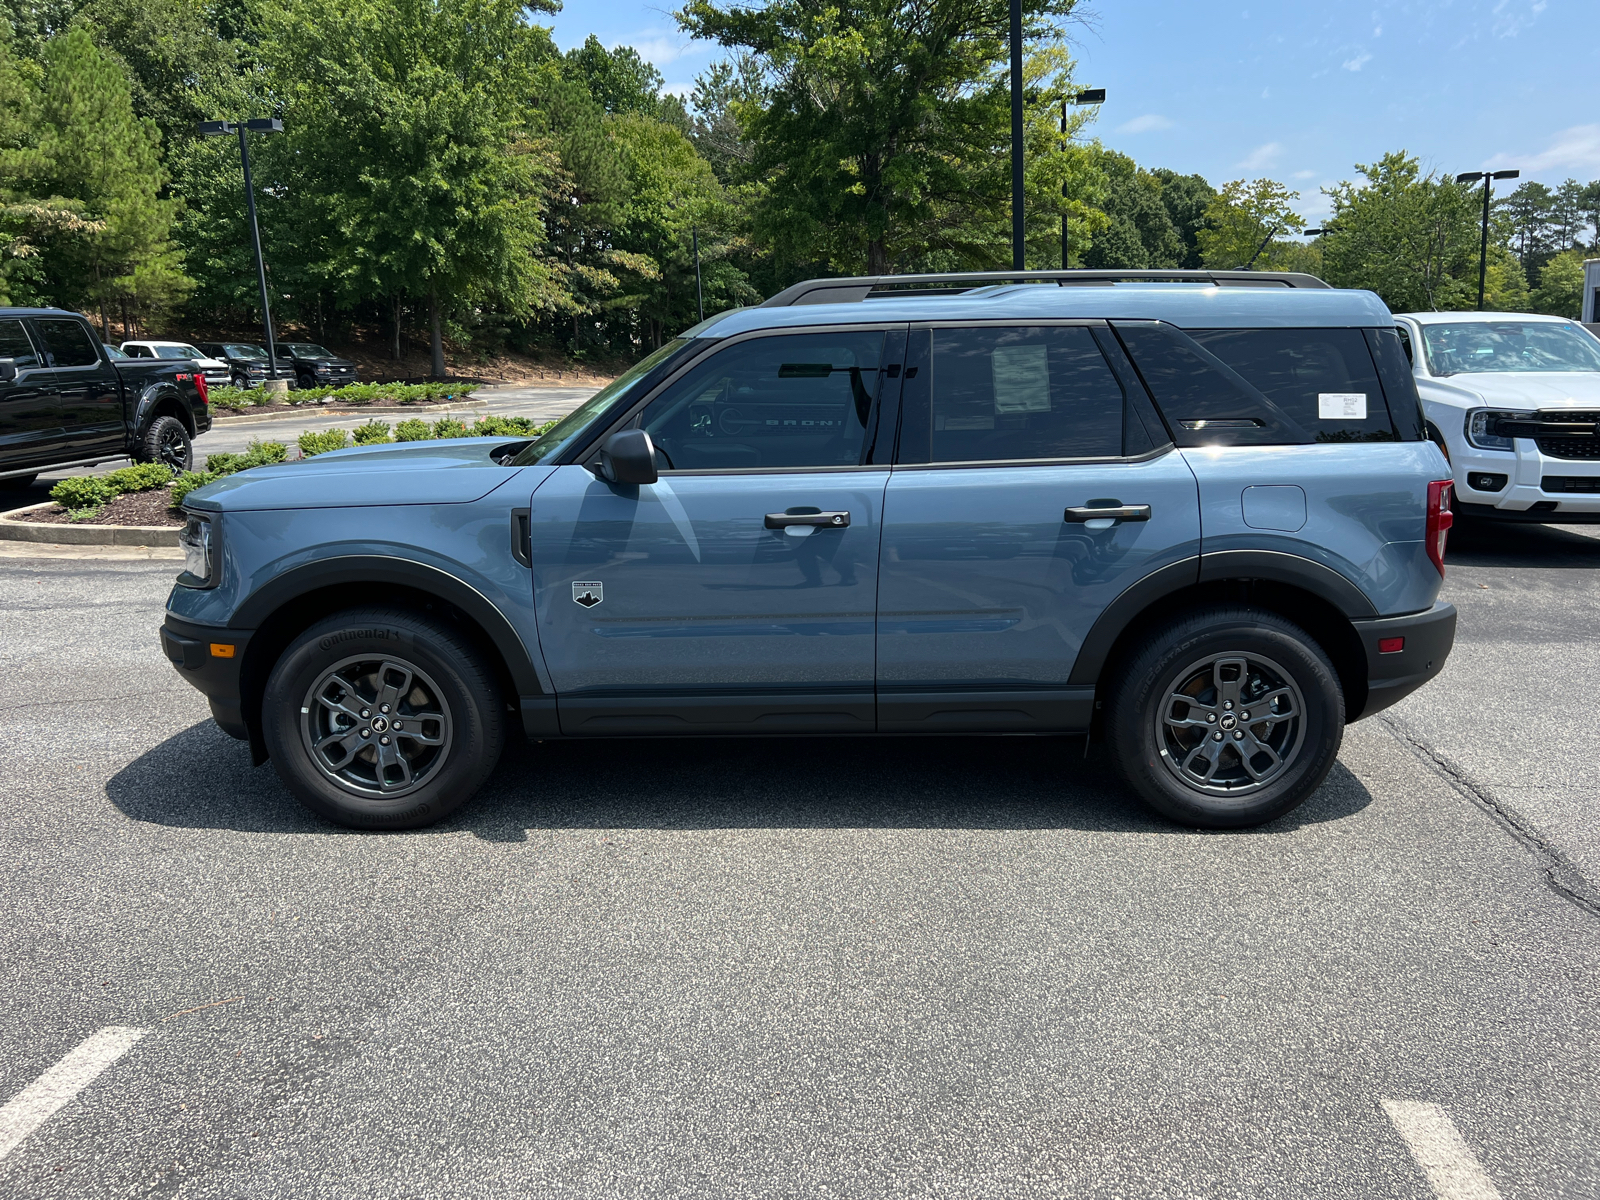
[{"left": 761, "top": 269, "right": 1332, "bottom": 307}]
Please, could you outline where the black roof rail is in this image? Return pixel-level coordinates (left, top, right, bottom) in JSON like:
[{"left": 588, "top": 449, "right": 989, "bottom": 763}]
[{"left": 761, "top": 269, "right": 1332, "bottom": 307}]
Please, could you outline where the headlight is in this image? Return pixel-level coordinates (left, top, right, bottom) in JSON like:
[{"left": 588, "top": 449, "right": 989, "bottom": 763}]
[
  {"left": 178, "top": 513, "right": 216, "bottom": 588},
  {"left": 1465, "top": 410, "right": 1519, "bottom": 452}
]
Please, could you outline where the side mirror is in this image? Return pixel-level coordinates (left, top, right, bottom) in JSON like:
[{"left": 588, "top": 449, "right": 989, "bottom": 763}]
[
  {"left": 0, "top": 358, "right": 15, "bottom": 382},
  {"left": 597, "top": 429, "right": 658, "bottom": 486}
]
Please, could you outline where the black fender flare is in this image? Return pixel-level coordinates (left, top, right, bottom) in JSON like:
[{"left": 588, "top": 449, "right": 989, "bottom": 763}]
[
  {"left": 132, "top": 383, "right": 196, "bottom": 438},
  {"left": 1067, "top": 550, "right": 1376, "bottom": 686},
  {"left": 229, "top": 555, "right": 544, "bottom": 698}
]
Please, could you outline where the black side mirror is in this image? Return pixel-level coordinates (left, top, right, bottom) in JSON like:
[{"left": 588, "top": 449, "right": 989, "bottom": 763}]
[
  {"left": 0, "top": 358, "right": 15, "bottom": 382},
  {"left": 597, "top": 429, "right": 659, "bottom": 486}
]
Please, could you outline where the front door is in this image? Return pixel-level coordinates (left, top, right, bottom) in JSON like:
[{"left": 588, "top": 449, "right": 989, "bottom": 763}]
[
  {"left": 0, "top": 318, "right": 62, "bottom": 466},
  {"left": 32, "top": 317, "right": 123, "bottom": 454},
  {"left": 529, "top": 328, "right": 900, "bottom": 736},
  {"left": 877, "top": 323, "right": 1201, "bottom": 732}
]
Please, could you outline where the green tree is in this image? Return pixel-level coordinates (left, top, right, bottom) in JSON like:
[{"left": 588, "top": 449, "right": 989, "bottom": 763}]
[
  {"left": 677, "top": 0, "right": 1081, "bottom": 275},
  {"left": 1530, "top": 247, "right": 1586, "bottom": 318},
  {"left": 1149, "top": 168, "right": 1215, "bottom": 269},
  {"left": 1499, "top": 180, "right": 1554, "bottom": 269},
  {"left": 269, "top": 0, "right": 560, "bottom": 376},
  {"left": 1197, "top": 177, "right": 1304, "bottom": 270},
  {"left": 1580, "top": 180, "right": 1600, "bottom": 250},
  {"left": 1079, "top": 147, "right": 1183, "bottom": 269},
  {"left": 34, "top": 27, "right": 188, "bottom": 329},
  {"left": 1549, "top": 178, "right": 1590, "bottom": 252},
  {"left": 565, "top": 35, "right": 665, "bottom": 116}
]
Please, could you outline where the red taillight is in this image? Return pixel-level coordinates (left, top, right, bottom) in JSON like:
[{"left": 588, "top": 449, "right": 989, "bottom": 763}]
[
  {"left": 193, "top": 372, "right": 209, "bottom": 405},
  {"left": 1378, "top": 637, "right": 1405, "bottom": 654},
  {"left": 1426, "top": 479, "right": 1453, "bottom": 576}
]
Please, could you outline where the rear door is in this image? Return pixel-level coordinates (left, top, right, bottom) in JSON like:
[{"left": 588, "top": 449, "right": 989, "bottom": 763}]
[
  {"left": 32, "top": 317, "right": 123, "bottom": 453},
  {"left": 528, "top": 327, "right": 902, "bottom": 736},
  {"left": 0, "top": 318, "right": 62, "bottom": 465},
  {"left": 876, "top": 322, "right": 1201, "bottom": 732}
]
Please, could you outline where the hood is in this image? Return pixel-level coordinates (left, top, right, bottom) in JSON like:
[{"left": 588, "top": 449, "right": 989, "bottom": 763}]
[
  {"left": 1427, "top": 371, "right": 1600, "bottom": 410},
  {"left": 184, "top": 437, "right": 531, "bottom": 512}
]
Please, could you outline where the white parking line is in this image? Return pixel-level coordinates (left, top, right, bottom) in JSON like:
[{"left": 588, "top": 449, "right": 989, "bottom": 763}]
[
  {"left": 0, "top": 1027, "right": 146, "bottom": 1161},
  {"left": 1381, "top": 1099, "right": 1502, "bottom": 1200}
]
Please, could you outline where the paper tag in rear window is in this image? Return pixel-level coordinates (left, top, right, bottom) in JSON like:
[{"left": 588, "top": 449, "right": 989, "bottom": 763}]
[{"left": 1318, "top": 392, "right": 1368, "bottom": 420}]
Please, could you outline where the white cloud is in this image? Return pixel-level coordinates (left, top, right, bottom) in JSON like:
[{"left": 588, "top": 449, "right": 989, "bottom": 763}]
[
  {"left": 1292, "top": 169, "right": 1317, "bottom": 180},
  {"left": 1342, "top": 50, "right": 1373, "bottom": 71},
  {"left": 1486, "top": 124, "right": 1600, "bottom": 175},
  {"left": 1493, "top": 0, "right": 1548, "bottom": 39},
  {"left": 618, "top": 30, "right": 712, "bottom": 67},
  {"left": 661, "top": 82, "right": 694, "bottom": 99},
  {"left": 1237, "top": 142, "right": 1284, "bottom": 171},
  {"left": 1115, "top": 114, "right": 1174, "bottom": 134}
]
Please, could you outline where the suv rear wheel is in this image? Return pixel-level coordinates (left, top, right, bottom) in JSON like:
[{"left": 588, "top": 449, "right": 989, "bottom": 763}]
[
  {"left": 1105, "top": 607, "right": 1344, "bottom": 828},
  {"left": 136, "top": 414, "right": 191, "bottom": 472},
  {"left": 261, "top": 608, "right": 504, "bottom": 829}
]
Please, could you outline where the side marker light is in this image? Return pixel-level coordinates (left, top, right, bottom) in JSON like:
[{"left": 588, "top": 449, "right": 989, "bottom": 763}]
[{"left": 210, "top": 643, "right": 235, "bottom": 658}]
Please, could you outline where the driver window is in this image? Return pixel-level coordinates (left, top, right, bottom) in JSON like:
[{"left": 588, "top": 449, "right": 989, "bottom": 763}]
[{"left": 638, "top": 331, "right": 886, "bottom": 470}]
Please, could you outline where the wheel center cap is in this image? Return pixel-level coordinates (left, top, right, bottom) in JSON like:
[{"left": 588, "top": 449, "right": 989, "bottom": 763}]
[
  {"left": 1219, "top": 713, "right": 1237, "bottom": 730},
  {"left": 370, "top": 716, "right": 390, "bottom": 733}
]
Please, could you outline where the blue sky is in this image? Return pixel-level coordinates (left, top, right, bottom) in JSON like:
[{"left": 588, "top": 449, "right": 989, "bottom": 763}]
[{"left": 538, "top": 0, "right": 1600, "bottom": 223}]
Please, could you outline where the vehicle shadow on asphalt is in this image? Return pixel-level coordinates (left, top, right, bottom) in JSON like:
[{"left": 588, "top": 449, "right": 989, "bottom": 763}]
[
  {"left": 1448, "top": 519, "right": 1600, "bottom": 568},
  {"left": 105, "top": 721, "right": 1373, "bottom": 839}
]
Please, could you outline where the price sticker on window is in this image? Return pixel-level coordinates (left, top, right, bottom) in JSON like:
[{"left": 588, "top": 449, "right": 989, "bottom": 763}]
[{"left": 1318, "top": 392, "right": 1367, "bottom": 420}]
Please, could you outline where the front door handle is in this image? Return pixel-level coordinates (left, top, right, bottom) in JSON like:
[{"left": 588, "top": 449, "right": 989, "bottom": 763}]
[
  {"left": 1063, "top": 502, "right": 1151, "bottom": 523},
  {"left": 764, "top": 510, "right": 850, "bottom": 529}
]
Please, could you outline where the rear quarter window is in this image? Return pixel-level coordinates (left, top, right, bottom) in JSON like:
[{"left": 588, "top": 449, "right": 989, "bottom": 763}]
[{"left": 1187, "top": 327, "right": 1398, "bottom": 442}]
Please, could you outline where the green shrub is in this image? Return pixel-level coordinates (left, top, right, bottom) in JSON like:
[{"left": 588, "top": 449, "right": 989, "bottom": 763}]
[
  {"left": 170, "top": 471, "right": 218, "bottom": 506},
  {"left": 207, "top": 386, "right": 256, "bottom": 411},
  {"left": 245, "top": 438, "right": 288, "bottom": 463},
  {"left": 205, "top": 451, "right": 240, "bottom": 474},
  {"left": 394, "top": 418, "right": 431, "bottom": 442},
  {"left": 432, "top": 418, "right": 469, "bottom": 439},
  {"left": 352, "top": 419, "right": 391, "bottom": 445},
  {"left": 49, "top": 475, "right": 113, "bottom": 511},
  {"left": 470, "top": 415, "right": 541, "bottom": 437},
  {"left": 102, "top": 462, "right": 175, "bottom": 494},
  {"left": 298, "top": 428, "right": 349, "bottom": 457}
]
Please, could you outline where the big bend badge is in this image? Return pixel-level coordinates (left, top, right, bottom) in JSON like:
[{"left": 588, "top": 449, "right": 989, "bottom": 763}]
[{"left": 572, "top": 581, "right": 604, "bottom": 608}]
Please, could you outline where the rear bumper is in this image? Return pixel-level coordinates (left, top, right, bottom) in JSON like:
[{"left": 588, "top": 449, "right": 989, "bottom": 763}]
[
  {"left": 161, "top": 614, "right": 252, "bottom": 740},
  {"left": 1350, "top": 600, "right": 1456, "bottom": 720}
]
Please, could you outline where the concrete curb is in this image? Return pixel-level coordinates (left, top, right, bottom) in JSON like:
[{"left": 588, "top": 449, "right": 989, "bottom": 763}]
[
  {"left": 0, "top": 539, "right": 183, "bottom": 560},
  {"left": 213, "top": 398, "right": 488, "bottom": 426},
  {"left": 0, "top": 501, "right": 182, "bottom": 547}
]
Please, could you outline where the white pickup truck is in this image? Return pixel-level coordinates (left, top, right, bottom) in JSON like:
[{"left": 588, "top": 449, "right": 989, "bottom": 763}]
[{"left": 1393, "top": 310, "right": 1600, "bottom": 523}]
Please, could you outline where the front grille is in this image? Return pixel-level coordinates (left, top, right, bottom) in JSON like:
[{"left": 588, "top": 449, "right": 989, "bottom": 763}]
[
  {"left": 1535, "top": 410, "right": 1600, "bottom": 459},
  {"left": 1542, "top": 475, "right": 1600, "bottom": 493}
]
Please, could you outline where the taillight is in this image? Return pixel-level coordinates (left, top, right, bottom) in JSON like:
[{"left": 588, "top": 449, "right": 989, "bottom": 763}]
[
  {"left": 194, "top": 372, "right": 209, "bottom": 405},
  {"left": 1426, "top": 479, "right": 1453, "bottom": 576}
]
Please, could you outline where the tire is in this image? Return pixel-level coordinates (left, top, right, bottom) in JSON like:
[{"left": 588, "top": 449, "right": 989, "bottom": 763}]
[
  {"left": 136, "top": 414, "right": 192, "bottom": 473},
  {"left": 261, "top": 607, "right": 505, "bottom": 830},
  {"left": 1104, "top": 606, "right": 1344, "bottom": 829},
  {"left": 297, "top": 373, "right": 316, "bottom": 390},
  {"left": 232, "top": 372, "right": 248, "bottom": 390}
]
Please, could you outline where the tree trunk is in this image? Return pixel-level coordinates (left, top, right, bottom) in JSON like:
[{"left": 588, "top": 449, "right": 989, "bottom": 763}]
[
  {"left": 429, "top": 286, "right": 446, "bottom": 379},
  {"left": 391, "top": 294, "right": 402, "bottom": 363},
  {"left": 867, "top": 239, "right": 889, "bottom": 274}
]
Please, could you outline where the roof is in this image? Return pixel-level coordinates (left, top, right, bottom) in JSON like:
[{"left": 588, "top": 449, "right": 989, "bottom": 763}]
[
  {"left": 1397, "top": 310, "right": 1578, "bottom": 325},
  {"left": 692, "top": 282, "right": 1395, "bottom": 338},
  {"left": 0, "top": 306, "right": 78, "bottom": 318}
]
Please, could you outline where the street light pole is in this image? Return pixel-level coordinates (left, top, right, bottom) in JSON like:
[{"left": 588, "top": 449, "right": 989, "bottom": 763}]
[
  {"left": 1010, "top": 0, "right": 1024, "bottom": 271},
  {"left": 199, "top": 118, "right": 285, "bottom": 380},
  {"left": 1455, "top": 168, "right": 1520, "bottom": 311}
]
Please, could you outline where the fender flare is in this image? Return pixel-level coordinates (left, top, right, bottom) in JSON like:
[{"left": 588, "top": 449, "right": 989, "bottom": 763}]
[
  {"left": 1067, "top": 550, "right": 1376, "bottom": 686},
  {"left": 229, "top": 554, "right": 544, "bottom": 697},
  {"left": 132, "top": 383, "right": 196, "bottom": 437}
]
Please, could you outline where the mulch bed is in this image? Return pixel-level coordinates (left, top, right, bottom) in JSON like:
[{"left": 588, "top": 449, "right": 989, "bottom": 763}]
[{"left": 15, "top": 490, "right": 187, "bottom": 528}]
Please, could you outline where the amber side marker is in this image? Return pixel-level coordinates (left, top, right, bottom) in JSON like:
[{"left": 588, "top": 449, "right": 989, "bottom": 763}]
[{"left": 210, "top": 644, "right": 236, "bottom": 658}]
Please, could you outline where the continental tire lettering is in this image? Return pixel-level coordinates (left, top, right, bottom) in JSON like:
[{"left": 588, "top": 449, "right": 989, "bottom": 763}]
[{"left": 317, "top": 628, "right": 401, "bottom": 651}]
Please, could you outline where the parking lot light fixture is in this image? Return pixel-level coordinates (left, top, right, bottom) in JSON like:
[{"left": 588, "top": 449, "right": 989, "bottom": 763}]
[
  {"left": 1455, "top": 169, "right": 1519, "bottom": 311},
  {"left": 199, "top": 117, "right": 286, "bottom": 381}
]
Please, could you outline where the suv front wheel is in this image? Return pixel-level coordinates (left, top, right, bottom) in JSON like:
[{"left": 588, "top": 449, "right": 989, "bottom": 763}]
[
  {"left": 262, "top": 607, "right": 505, "bottom": 829},
  {"left": 1105, "top": 607, "right": 1344, "bottom": 829}
]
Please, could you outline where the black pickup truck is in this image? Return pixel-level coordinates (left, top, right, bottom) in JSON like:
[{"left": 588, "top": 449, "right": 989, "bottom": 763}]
[{"left": 0, "top": 308, "right": 209, "bottom": 490}]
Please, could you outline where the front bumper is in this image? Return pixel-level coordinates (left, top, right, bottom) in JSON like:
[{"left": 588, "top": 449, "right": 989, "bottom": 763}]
[
  {"left": 161, "top": 615, "right": 253, "bottom": 741},
  {"left": 1350, "top": 600, "right": 1457, "bottom": 719},
  {"left": 1450, "top": 441, "right": 1600, "bottom": 522}
]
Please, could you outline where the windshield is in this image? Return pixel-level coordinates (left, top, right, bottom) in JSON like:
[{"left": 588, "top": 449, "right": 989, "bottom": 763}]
[
  {"left": 103, "top": 343, "right": 127, "bottom": 359},
  {"left": 1420, "top": 321, "right": 1600, "bottom": 376},
  {"left": 228, "top": 344, "right": 268, "bottom": 359},
  {"left": 285, "top": 343, "right": 335, "bottom": 359},
  {"left": 510, "top": 339, "right": 698, "bottom": 466},
  {"left": 156, "top": 346, "right": 192, "bottom": 359}
]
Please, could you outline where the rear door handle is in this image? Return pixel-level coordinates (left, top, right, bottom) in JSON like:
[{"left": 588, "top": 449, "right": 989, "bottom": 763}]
[
  {"left": 764, "top": 510, "right": 850, "bottom": 529},
  {"left": 1064, "top": 503, "right": 1151, "bottom": 523}
]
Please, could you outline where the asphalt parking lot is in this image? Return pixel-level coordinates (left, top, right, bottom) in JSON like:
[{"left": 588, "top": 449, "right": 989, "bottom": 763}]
[{"left": 1, "top": 501, "right": 1598, "bottom": 1195}]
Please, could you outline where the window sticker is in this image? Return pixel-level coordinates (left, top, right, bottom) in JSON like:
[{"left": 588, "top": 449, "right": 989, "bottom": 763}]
[
  {"left": 992, "top": 345, "right": 1052, "bottom": 413},
  {"left": 1318, "top": 392, "right": 1367, "bottom": 420}
]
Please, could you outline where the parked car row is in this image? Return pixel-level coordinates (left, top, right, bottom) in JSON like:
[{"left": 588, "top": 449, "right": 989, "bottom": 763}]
[{"left": 121, "top": 339, "right": 360, "bottom": 391}]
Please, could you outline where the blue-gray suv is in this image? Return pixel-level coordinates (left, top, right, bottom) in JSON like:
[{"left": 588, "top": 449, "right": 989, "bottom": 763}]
[{"left": 160, "top": 270, "right": 1457, "bottom": 831}]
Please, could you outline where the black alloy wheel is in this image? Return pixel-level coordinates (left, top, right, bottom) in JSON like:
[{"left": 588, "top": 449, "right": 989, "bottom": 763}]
[
  {"left": 261, "top": 607, "right": 504, "bottom": 829},
  {"left": 1105, "top": 606, "right": 1344, "bottom": 829},
  {"left": 137, "top": 414, "right": 192, "bottom": 473}
]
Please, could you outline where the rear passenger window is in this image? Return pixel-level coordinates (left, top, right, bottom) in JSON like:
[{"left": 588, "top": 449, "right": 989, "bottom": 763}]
[
  {"left": 0, "top": 320, "right": 40, "bottom": 370},
  {"left": 928, "top": 326, "right": 1125, "bottom": 462},
  {"left": 1114, "top": 322, "right": 1306, "bottom": 447},
  {"left": 639, "top": 331, "right": 886, "bottom": 470},
  {"left": 35, "top": 319, "right": 101, "bottom": 368},
  {"left": 1188, "top": 327, "right": 1397, "bottom": 442}
]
